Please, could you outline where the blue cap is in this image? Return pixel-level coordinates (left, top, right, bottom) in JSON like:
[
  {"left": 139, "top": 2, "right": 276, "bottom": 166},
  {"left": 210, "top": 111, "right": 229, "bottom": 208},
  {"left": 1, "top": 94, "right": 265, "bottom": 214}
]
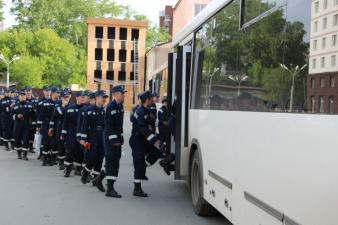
[
  {"left": 152, "top": 93, "right": 159, "bottom": 97},
  {"left": 111, "top": 85, "right": 127, "bottom": 93},
  {"left": 18, "top": 89, "right": 26, "bottom": 96},
  {"left": 25, "top": 86, "right": 32, "bottom": 91},
  {"left": 50, "top": 87, "right": 59, "bottom": 93},
  {"left": 4, "top": 88, "right": 10, "bottom": 93},
  {"left": 139, "top": 91, "right": 152, "bottom": 101},
  {"left": 84, "top": 90, "right": 91, "bottom": 96},
  {"left": 43, "top": 85, "right": 50, "bottom": 91},
  {"left": 75, "top": 91, "right": 85, "bottom": 97},
  {"left": 61, "top": 91, "right": 71, "bottom": 98},
  {"left": 10, "top": 88, "right": 16, "bottom": 93},
  {"left": 89, "top": 92, "right": 96, "bottom": 99},
  {"left": 95, "top": 90, "right": 108, "bottom": 98}
]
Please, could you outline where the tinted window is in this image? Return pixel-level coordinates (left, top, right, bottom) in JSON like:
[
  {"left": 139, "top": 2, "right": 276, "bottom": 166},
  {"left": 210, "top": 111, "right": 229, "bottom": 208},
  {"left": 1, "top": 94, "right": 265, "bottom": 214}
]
[
  {"left": 95, "top": 26, "right": 103, "bottom": 39},
  {"left": 192, "top": 0, "right": 312, "bottom": 113}
]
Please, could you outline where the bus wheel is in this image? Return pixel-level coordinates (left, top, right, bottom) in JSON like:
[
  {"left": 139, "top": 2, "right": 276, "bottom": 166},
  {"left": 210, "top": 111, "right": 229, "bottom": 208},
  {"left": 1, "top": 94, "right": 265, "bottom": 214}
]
[{"left": 190, "top": 150, "right": 216, "bottom": 216}]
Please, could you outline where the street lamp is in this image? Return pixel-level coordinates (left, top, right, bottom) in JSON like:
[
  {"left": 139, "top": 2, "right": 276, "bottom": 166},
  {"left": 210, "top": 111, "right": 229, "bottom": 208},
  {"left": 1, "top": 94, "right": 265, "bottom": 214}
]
[
  {"left": 228, "top": 74, "right": 248, "bottom": 96},
  {"left": 0, "top": 54, "right": 20, "bottom": 88},
  {"left": 280, "top": 63, "right": 307, "bottom": 113}
]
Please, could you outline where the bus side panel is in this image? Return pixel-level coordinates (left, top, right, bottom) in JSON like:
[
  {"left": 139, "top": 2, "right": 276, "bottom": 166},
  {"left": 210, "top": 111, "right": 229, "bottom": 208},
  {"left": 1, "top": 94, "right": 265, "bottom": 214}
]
[{"left": 189, "top": 110, "right": 338, "bottom": 225}]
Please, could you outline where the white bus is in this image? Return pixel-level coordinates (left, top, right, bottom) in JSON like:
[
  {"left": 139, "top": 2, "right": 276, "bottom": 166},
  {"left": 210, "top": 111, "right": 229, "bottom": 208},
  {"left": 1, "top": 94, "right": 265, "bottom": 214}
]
[{"left": 168, "top": 0, "right": 338, "bottom": 225}]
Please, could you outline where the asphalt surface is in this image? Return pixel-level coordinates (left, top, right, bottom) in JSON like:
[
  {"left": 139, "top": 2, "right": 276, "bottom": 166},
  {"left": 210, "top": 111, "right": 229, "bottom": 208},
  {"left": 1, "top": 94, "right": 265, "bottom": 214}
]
[{"left": 0, "top": 120, "right": 227, "bottom": 225}]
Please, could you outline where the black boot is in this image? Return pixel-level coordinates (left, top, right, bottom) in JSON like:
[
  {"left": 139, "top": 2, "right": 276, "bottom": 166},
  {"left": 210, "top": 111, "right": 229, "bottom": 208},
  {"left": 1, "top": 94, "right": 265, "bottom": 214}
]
[
  {"left": 22, "top": 151, "right": 28, "bottom": 160},
  {"left": 17, "top": 150, "right": 22, "bottom": 159},
  {"left": 74, "top": 166, "right": 82, "bottom": 176},
  {"left": 58, "top": 159, "right": 65, "bottom": 170},
  {"left": 64, "top": 165, "right": 72, "bottom": 177},
  {"left": 5, "top": 142, "right": 10, "bottom": 151},
  {"left": 106, "top": 180, "right": 122, "bottom": 198},
  {"left": 41, "top": 155, "right": 47, "bottom": 166},
  {"left": 133, "top": 182, "right": 148, "bottom": 197},
  {"left": 81, "top": 169, "right": 89, "bottom": 184},
  {"left": 93, "top": 171, "right": 106, "bottom": 192},
  {"left": 11, "top": 141, "right": 15, "bottom": 150},
  {"left": 48, "top": 155, "right": 55, "bottom": 166},
  {"left": 28, "top": 143, "right": 35, "bottom": 153}
]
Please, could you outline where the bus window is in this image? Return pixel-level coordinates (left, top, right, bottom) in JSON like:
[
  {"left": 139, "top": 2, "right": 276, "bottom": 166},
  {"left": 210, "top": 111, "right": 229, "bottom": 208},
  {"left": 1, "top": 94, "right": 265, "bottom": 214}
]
[{"left": 191, "top": 0, "right": 317, "bottom": 114}]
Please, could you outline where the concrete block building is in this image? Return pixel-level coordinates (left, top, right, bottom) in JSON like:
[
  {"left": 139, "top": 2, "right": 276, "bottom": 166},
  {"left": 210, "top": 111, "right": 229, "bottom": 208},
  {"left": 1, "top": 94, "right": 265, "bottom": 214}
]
[
  {"left": 308, "top": 0, "right": 338, "bottom": 113},
  {"left": 86, "top": 18, "right": 148, "bottom": 111}
]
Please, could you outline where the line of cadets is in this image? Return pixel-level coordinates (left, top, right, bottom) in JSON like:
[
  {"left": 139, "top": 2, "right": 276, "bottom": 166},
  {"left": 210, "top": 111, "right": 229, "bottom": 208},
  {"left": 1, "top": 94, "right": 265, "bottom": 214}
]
[{"left": 0, "top": 85, "right": 175, "bottom": 198}]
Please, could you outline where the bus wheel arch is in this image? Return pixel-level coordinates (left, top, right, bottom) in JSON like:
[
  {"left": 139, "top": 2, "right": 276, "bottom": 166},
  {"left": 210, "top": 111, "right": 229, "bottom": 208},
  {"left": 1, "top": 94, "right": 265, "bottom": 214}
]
[{"left": 189, "top": 139, "right": 217, "bottom": 216}]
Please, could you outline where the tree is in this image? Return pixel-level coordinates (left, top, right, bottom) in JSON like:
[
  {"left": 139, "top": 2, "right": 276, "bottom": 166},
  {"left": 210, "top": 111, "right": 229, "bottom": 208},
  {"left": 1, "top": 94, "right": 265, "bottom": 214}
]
[
  {"left": 0, "top": 0, "right": 4, "bottom": 21},
  {"left": 146, "top": 25, "right": 171, "bottom": 49},
  {"left": 11, "top": 55, "right": 44, "bottom": 87}
]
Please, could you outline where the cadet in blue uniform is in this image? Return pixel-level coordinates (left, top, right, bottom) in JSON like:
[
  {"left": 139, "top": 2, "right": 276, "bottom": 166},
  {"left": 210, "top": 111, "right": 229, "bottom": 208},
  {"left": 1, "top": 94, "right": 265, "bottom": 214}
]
[
  {"left": 93, "top": 85, "right": 126, "bottom": 198},
  {"left": 9, "top": 89, "right": 17, "bottom": 150},
  {"left": 12, "top": 90, "right": 34, "bottom": 160},
  {"left": 1, "top": 88, "right": 13, "bottom": 151},
  {"left": 61, "top": 91, "right": 85, "bottom": 177},
  {"left": 130, "top": 91, "right": 162, "bottom": 197},
  {"left": 158, "top": 97, "right": 169, "bottom": 145},
  {"left": 25, "top": 86, "right": 38, "bottom": 153},
  {"left": 37, "top": 87, "right": 60, "bottom": 166},
  {"left": 36, "top": 86, "right": 51, "bottom": 159},
  {"left": 81, "top": 90, "right": 108, "bottom": 187},
  {"left": 49, "top": 90, "right": 71, "bottom": 170}
]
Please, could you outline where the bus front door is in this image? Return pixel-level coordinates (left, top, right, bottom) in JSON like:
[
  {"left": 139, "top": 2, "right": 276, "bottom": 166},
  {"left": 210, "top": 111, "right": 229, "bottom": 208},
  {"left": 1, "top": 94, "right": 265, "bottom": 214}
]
[{"left": 168, "top": 46, "right": 191, "bottom": 180}]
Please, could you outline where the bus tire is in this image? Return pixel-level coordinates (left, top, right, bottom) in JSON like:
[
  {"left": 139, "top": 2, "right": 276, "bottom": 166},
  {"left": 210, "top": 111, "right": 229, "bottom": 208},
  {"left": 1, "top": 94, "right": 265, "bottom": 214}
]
[{"left": 190, "top": 150, "right": 216, "bottom": 216}]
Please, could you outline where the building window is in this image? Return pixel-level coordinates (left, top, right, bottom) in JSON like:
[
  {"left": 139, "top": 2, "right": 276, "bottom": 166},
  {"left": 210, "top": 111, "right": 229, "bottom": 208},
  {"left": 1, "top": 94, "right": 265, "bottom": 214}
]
[
  {"left": 322, "top": 37, "right": 326, "bottom": 48},
  {"left": 330, "top": 76, "right": 335, "bottom": 87},
  {"left": 131, "top": 50, "right": 135, "bottom": 63},
  {"left": 311, "top": 78, "right": 316, "bottom": 88},
  {"left": 311, "top": 96, "right": 316, "bottom": 113},
  {"left": 313, "top": 40, "right": 317, "bottom": 50},
  {"left": 324, "top": 0, "right": 328, "bottom": 9},
  {"left": 314, "top": 21, "right": 318, "bottom": 32},
  {"left": 331, "top": 55, "right": 336, "bottom": 67},
  {"left": 107, "top": 49, "right": 115, "bottom": 61},
  {"left": 107, "top": 27, "right": 115, "bottom": 40},
  {"left": 131, "top": 29, "right": 139, "bottom": 41},
  {"left": 320, "top": 77, "right": 325, "bottom": 88},
  {"left": 94, "top": 70, "right": 102, "bottom": 80},
  {"left": 323, "top": 17, "right": 327, "bottom": 29},
  {"left": 95, "top": 26, "right": 103, "bottom": 39},
  {"left": 333, "top": 35, "right": 337, "bottom": 47},
  {"left": 119, "top": 49, "right": 127, "bottom": 62},
  {"left": 130, "top": 71, "right": 135, "bottom": 81},
  {"left": 329, "top": 96, "right": 334, "bottom": 113},
  {"left": 95, "top": 48, "right": 103, "bottom": 61},
  {"left": 118, "top": 71, "right": 126, "bottom": 81},
  {"left": 194, "top": 4, "right": 207, "bottom": 16},
  {"left": 321, "top": 57, "right": 325, "bottom": 68},
  {"left": 319, "top": 96, "right": 324, "bottom": 113},
  {"left": 119, "top": 28, "right": 127, "bottom": 40},
  {"left": 312, "top": 58, "right": 317, "bottom": 69},
  {"left": 106, "top": 71, "right": 114, "bottom": 80},
  {"left": 334, "top": 14, "right": 338, "bottom": 26}
]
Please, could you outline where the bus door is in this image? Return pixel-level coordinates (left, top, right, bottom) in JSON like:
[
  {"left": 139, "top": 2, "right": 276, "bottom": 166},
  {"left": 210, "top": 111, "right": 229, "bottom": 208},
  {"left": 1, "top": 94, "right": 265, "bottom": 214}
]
[{"left": 168, "top": 45, "right": 191, "bottom": 180}]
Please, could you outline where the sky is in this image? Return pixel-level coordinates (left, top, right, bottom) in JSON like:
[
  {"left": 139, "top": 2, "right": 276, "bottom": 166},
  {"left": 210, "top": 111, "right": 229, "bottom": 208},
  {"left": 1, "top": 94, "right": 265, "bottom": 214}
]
[{"left": 3, "top": 0, "right": 178, "bottom": 29}]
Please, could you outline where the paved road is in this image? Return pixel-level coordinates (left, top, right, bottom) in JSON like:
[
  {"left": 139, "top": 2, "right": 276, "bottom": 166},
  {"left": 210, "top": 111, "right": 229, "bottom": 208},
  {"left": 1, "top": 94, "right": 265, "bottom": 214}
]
[{"left": 0, "top": 122, "right": 227, "bottom": 225}]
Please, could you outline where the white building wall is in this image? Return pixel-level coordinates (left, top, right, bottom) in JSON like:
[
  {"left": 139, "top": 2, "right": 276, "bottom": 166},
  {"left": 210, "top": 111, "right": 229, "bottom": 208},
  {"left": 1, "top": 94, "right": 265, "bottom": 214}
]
[{"left": 309, "top": 0, "right": 338, "bottom": 74}]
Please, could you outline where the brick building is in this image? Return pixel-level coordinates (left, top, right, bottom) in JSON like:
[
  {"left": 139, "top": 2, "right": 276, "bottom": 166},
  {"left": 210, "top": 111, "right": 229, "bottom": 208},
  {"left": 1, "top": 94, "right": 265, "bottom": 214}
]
[
  {"left": 308, "top": 0, "right": 338, "bottom": 114},
  {"left": 159, "top": 6, "right": 174, "bottom": 37},
  {"left": 86, "top": 18, "right": 148, "bottom": 111}
]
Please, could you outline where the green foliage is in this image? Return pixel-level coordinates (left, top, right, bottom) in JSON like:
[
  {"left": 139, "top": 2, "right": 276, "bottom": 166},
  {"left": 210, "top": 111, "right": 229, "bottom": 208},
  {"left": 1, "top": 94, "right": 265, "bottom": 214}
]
[
  {"left": 146, "top": 26, "right": 171, "bottom": 49},
  {"left": 11, "top": 55, "right": 44, "bottom": 87},
  {"left": 0, "top": 29, "right": 86, "bottom": 87}
]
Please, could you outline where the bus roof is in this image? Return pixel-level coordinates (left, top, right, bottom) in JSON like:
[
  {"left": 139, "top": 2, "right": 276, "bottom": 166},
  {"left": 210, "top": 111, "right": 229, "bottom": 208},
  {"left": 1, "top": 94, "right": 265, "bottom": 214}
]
[{"left": 172, "top": 0, "right": 232, "bottom": 47}]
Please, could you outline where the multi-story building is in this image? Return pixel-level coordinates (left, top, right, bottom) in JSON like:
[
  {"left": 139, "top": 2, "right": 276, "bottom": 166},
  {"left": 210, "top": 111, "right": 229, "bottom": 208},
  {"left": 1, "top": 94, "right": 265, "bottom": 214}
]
[
  {"left": 147, "top": 0, "right": 213, "bottom": 97},
  {"left": 172, "top": 0, "right": 212, "bottom": 37},
  {"left": 308, "top": 0, "right": 338, "bottom": 114},
  {"left": 159, "top": 6, "right": 174, "bottom": 37},
  {"left": 86, "top": 18, "right": 147, "bottom": 111}
]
